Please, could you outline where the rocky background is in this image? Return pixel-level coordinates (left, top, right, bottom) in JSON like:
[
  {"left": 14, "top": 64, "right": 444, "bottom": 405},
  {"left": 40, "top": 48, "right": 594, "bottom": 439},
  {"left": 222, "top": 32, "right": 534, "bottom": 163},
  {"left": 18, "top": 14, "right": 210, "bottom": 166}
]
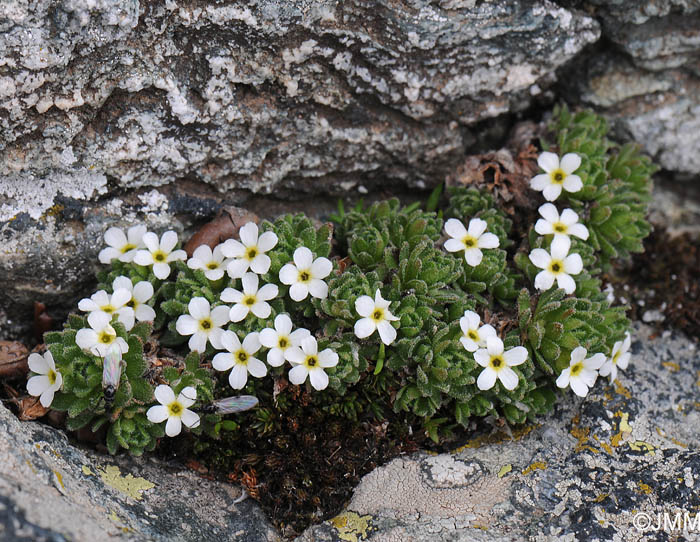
[{"left": 2, "top": 0, "right": 700, "bottom": 339}]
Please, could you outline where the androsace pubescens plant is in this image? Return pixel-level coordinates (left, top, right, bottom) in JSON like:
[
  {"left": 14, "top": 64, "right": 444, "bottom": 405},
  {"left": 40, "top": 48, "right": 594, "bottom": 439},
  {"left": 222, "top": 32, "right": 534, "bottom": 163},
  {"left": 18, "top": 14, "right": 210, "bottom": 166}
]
[{"left": 26, "top": 107, "right": 654, "bottom": 453}]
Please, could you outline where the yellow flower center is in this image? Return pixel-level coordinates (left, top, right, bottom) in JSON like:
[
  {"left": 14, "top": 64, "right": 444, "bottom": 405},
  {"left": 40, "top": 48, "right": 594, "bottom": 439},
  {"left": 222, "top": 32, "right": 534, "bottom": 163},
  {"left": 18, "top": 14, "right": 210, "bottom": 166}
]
[
  {"left": 553, "top": 222, "right": 568, "bottom": 233},
  {"left": 612, "top": 350, "right": 620, "bottom": 364},
  {"left": 243, "top": 295, "right": 257, "bottom": 306},
  {"left": 101, "top": 304, "right": 115, "bottom": 314},
  {"left": 153, "top": 250, "right": 167, "bottom": 262},
  {"left": 548, "top": 259, "right": 564, "bottom": 274},
  {"left": 305, "top": 355, "right": 318, "bottom": 368},
  {"left": 98, "top": 330, "right": 115, "bottom": 344},
  {"left": 47, "top": 370, "right": 57, "bottom": 386},
  {"left": 489, "top": 356, "right": 504, "bottom": 371},
  {"left": 550, "top": 169, "right": 566, "bottom": 184},
  {"left": 570, "top": 362, "right": 583, "bottom": 376},
  {"left": 371, "top": 309, "right": 384, "bottom": 322},
  {"left": 461, "top": 235, "right": 477, "bottom": 248},
  {"left": 199, "top": 318, "right": 212, "bottom": 331},
  {"left": 121, "top": 243, "right": 136, "bottom": 254},
  {"left": 246, "top": 247, "right": 258, "bottom": 260},
  {"left": 298, "top": 270, "right": 311, "bottom": 283},
  {"left": 168, "top": 401, "right": 183, "bottom": 416},
  {"left": 126, "top": 299, "right": 136, "bottom": 308},
  {"left": 467, "top": 330, "right": 478, "bottom": 341},
  {"left": 278, "top": 337, "right": 288, "bottom": 349},
  {"left": 236, "top": 350, "right": 249, "bottom": 364},
  {"left": 207, "top": 262, "right": 219, "bottom": 270}
]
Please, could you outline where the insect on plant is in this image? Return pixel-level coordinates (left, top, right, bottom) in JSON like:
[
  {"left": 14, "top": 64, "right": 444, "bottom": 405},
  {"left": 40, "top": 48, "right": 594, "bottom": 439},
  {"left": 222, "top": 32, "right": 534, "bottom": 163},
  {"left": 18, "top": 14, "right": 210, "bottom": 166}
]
[
  {"left": 102, "top": 343, "right": 125, "bottom": 409},
  {"left": 201, "top": 395, "right": 259, "bottom": 415}
]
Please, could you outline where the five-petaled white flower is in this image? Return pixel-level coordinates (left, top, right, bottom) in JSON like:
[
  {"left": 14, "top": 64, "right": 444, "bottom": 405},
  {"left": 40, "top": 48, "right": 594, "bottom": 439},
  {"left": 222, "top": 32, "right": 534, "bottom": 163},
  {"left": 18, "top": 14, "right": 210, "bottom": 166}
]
[
  {"left": 187, "top": 244, "right": 229, "bottom": 281},
  {"left": 459, "top": 310, "right": 497, "bottom": 353},
  {"left": 221, "top": 273, "right": 278, "bottom": 322},
  {"left": 528, "top": 236, "right": 583, "bottom": 295},
  {"left": 279, "top": 247, "right": 333, "bottom": 301},
  {"left": 556, "top": 346, "right": 605, "bottom": 397},
  {"left": 175, "top": 297, "right": 229, "bottom": 353},
  {"left": 259, "top": 314, "right": 311, "bottom": 367},
  {"left": 98, "top": 225, "right": 147, "bottom": 264},
  {"left": 474, "top": 337, "right": 528, "bottom": 391},
  {"left": 78, "top": 288, "right": 134, "bottom": 330},
  {"left": 221, "top": 222, "right": 278, "bottom": 278},
  {"left": 112, "top": 276, "right": 156, "bottom": 324},
  {"left": 530, "top": 152, "right": 583, "bottom": 201},
  {"left": 76, "top": 312, "right": 129, "bottom": 357},
  {"left": 147, "top": 385, "right": 200, "bottom": 437},
  {"left": 286, "top": 336, "right": 339, "bottom": 391},
  {"left": 444, "top": 218, "right": 500, "bottom": 267},
  {"left": 535, "top": 203, "right": 589, "bottom": 242},
  {"left": 599, "top": 333, "right": 631, "bottom": 383},
  {"left": 26, "top": 351, "right": 62, "bottom": 408},
  {"left": 212, "top": 331, "right": 267, "bottom": 389},
  {"left": 354, "top": 289, "right": 399, "bottom": 345},
  {"left": 133, "top": 230, "right": 187, "bottom": 280}
]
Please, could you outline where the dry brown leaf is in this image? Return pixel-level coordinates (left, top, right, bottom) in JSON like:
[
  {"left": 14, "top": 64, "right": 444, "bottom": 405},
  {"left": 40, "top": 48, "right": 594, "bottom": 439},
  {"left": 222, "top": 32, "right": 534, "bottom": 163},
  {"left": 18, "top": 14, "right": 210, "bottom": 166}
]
[
  {"left": 16, "top": 396, "right": 50, "bottom": 421},
  {"left": 0, "top": 340, "right": 30, "bottom": 379},
  {"left": 184, "top": 206, "right": 259, "bottom": 256}
]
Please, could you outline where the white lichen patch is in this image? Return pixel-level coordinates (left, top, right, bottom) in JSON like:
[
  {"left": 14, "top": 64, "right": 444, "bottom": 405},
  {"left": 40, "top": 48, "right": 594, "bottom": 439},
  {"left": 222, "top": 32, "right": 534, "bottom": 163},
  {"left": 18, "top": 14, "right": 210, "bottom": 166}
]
[{"left": 422, "top": 455, "right": 483, "bottom": 488}]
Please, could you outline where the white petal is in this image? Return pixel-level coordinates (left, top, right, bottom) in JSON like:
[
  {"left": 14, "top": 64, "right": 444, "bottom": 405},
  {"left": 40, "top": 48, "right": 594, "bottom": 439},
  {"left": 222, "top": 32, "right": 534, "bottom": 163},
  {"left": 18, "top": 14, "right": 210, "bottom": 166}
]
[
  {"left": 318, "top": 349, "right": 338, "bottom": 368},
  {"left": 27, "top": 375, "right": 50, "bottom": 396},
  {"left": 377, "top": 321, "right": 397, "bottom": 345},
  {"left": 165, "top": 416, "right": 182, "bottom": 437},
  {"left": 181, "top": 409, "right": 200, "bottom": 429},
  {"left": 530, "top": 174, "right": 551, "bottom": 191},
  {"left": 560, "top": 153, "right": 581, "bottom": 174},
  {"left": 189, "top": 333, "right": 208, "bottom": 354},
  {"left": 204, "top": 267, "right": 225, "bottom": 281},
  {"left": 534, "top": 270, "right": 555, "bottom": 291},
  {"left": 208, "top": 329, "right": 224, "bottom": 350},
  {"left": 88, "top": 310, "right": 112, "bottom": 330},
  {"left": 98, "top": 247, "right": 121, "bottom": 264},
  {"left": 267, "top": 348, "right": 286, "bottom": 367},
  {"left": 477, "top": 232, "right": 499, "bottom": 249},
  {"left": 301, "top": 336, "right": 318, "bottom": 356},
  {"left": 486, "top": 336, "right": 504, "bottom": 356},
  {"left": 478, "top": 324, "right": 497, "bottom": 342},
  {"left": 464, "top": 247, "right": 483, "bottom": 267},
  {"left": 474, "top": 349, "right": 490, "bottom": 367},
  {"left": 477, "top": 368, "right": 497, "bottom": 390},
  {"left": 307, "top": 279, "right": 328, "bottom": 299},
  {"left": 176, "top": 315, "right": 198, "bottom": 336},
  {"left": 178, "top": 387, "right": 197, "bottom": 408},
  {"left": 538, "top": 203, "right": 559, "bottom": 222},
  {"left": 250, "top": 254, "right": 271, "bottom": 275},
  {"left": 275, "top": 314, "right": 293, "bottom": 335},
  {"left": 567, "top": 223, "right": 589, "bottom": 240},
  {"left": 242, "top": 332, "right": 262, "bottom": 354},
  {"left": 354, "top": 318, "right": 376, "bottom": 339},
  {"left": 39, "top": 388, "right": 56, "bottom": 408},
  {"left": 556, "top": 369, "right": 570, "bottom": 389},
  {"left": 279, "top": 264, "right": 298, "bottom": 285},
  {"left": 104, "top": 227, "right": 128, "bottom": 248},
  {"left": 152, "top": 262, "right": 171, "bottom": 279},
  {"left": 251, "top": 301, "right": 272, "bottom": 319},
  {"left": 241, "top": 272, "right": 259, "bottom": 294},
  {"left": 309, "top": 368, "right": 329, "bottom": 390},
  {"left": 538, "top": 151, "right": 560, "bottom": 172},
  {"left": 289, "top": 365, "right": 309, "bottom": 385},
  {"left": 569, "top": 378, "right": 589, "bottom": 397},
  {"left": 229, "top": 365, "right": 249, "bottom": 389},
  {"left": 192, "top": 244, "right": 213, "bottom": 262},
  {"left": 160, "top": 231, "right": 179, "bottom": 253},
  {"left": 239, "top": 222, "right": 259, "bottom": 247},
  {"left": 117, "top": 307, "right": 135, "bottom": 331},
  {"left": 584, "top": 353, "right": 606, "bottom": 370},
  {"left": 290, "top": 328, "right": 311, "bottom": 346},
  {"left": 503, "top": 346, "right": 528, "bottom": 366},
  {"left": 529, "top": 248, "right": 551, "bottom": 270},
  {"left": 355, "top": 295, "right": 374, "bottom": 317},
  {"left": 28, "top": 353, "right": 49, "bottom": 374},
  {"left": 579, "top": 368, "right": 598, "bottom": 388},
  {"left": 257, "top": 283, "right": 279, "bottom": 301},
  {"left": 467, "top": 218, "right": 487, "bottom": 238},
  {"left": 289, "top": 283, "right": 309, "bottom": 302},
  {"left": 75, "top": 329, "right": 98, "bottom": 351},
  {"left": 212, "top": 352, "right": 235, "bottom": 372},
  {"left": 220, "top": 239, "right": 245, "bottom": 258},
  {"left": 563, "top": 174, "right": 583, "bottom": 193},
  {"left": 617, "top": 352, "right": 631, "bottom": 370},
  {"left": 133, "top": 251, "right": 155, "bottom": 267},
  {"left": 285, "top": 347, "right": 305, "bottom": 364},
  {"left": 247, "top": 358, "right": 268, "bottom": 378},
  {"left": 229, "top": 304, "right": 249, "bottom": 322},
  {"left": 570, "top": 347, "right": 587, "bottom": 364},
  {"left": 556, "top": 273, "right": 576, "bottom": 295},
  {"left": 227, "top": 258, "right": 249, "bottom": 279},
  {"left": 210, "top": 306, "right": 230, "bottom": 326},
  {"left": 220, "top": 330, "right": 241, "bottom": 352},
  {"left": 147, "top": 405, "right": 169, "bottom": 423},
  {"left": 167, "top": 250, "right": 188, "bottom": 264},
  {"left": 154, "top": 384, "right": 176, "bottom": 405},
  {"left": 444, "top": 238, "right": 465, "bottom": 253},
  {"left": 133, "top": 281, "right": 154, "bottom": 302},
  {"left": 444, "top": 218, "right": 467, "bottom": 239},
  {"left": 498, "top": 367, "right": 519, "bottom": 391},
  {"left": 550, "top": 236, "right": 571, "bottom": 260},
  {"left": 141, "top": 232, "right": 160, "bottom": 252},
  {"left": 460, "top": 337, "right": 478, "bottom": 352},
  {"left": 127, "top": 225, "right": 147, "bottom": 246},
  {"left": 188, "top": 297, "right": 210, "bottom": 320},
  {"left": 311, "top": 257, "right": 333, "bottom": 279},
  {"left": 542, "top": 183, "right": 563, "bottom": 202},
  {"left": 293, "top": 247, "right": 314, "bottom": 269},
  {"left": 92, "top": 290, "right": 111, "bottom": 307},
  {"left": 563, "top": 254, "right": 583, "bottom": 275},
  {"left": 257, "top": 231, "right": 278, "bottom": 251},
  {"left": 220, "top": 287, "right": 242, "bottom": 303},
  {"left": 599, "top": 360, "right": 613, "bottom": 377},
  {"left": 259, "top": 328, "right": 279, "bottom": 348},
  {"left": 534, "top": 219, "right": 555, "bottom": 236}
]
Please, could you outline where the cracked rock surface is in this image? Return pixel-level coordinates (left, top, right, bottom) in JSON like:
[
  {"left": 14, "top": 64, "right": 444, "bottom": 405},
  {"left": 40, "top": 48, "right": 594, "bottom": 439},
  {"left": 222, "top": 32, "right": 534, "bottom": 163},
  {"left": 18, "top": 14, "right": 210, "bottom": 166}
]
[{"left": 295, "top": 323, "right": 700, "bottom": 542}]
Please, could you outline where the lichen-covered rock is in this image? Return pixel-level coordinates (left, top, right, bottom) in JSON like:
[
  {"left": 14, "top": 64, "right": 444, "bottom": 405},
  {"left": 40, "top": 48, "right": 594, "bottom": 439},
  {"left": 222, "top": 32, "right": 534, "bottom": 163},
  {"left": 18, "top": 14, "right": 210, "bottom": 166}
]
[
  {"left": 296, "top": 323, "right": 700, "bottom": 541},
  {"left": 0, "top": 400, "right": 279, "bottom": 542}
]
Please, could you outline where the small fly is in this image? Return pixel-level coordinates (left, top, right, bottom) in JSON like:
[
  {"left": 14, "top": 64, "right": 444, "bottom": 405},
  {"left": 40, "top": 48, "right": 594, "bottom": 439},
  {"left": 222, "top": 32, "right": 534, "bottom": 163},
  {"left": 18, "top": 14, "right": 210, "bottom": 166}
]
[
  {"left": 102, "top": 343, "right": 124, "bottom": 409},
  {"left": 201, "top": 395, "right": 259, "bottom": 415}
]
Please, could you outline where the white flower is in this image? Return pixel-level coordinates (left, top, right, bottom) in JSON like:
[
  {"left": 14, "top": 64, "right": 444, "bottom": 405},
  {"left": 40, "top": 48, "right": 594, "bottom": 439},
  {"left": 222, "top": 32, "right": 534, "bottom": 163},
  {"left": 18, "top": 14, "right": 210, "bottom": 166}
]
[
  {"left": 353, "top": 289, "right": 399, "bottom": 345},
  {"left": 528, "top": 236, "right": 583, "bottom": 295},
  {"left": 221, "top": 273, "right": 278, "bottom": 322},
  {"left": 259, "top": 314, "right": 311, "bottom": 367},
  {"left": 556, "top": 346, "right": 606, "bottom": 397},
  {"left": 75, "top": 312, "right": 129, "bottom": 357},
  {"left": 78, "top": 288, "right": 134, "bottom": 330},
  {"left": 212, "top": 331, "right": 267, "bottom": 389},
  {"left": 147, "top": 385, "right": 200, "bottom": 437},
  {"left": 474, "top": 337, "right": 528, "bottom": 391},
  {"left": 535, "top": 203, "right": 589, "bottom": 242},
  {"left": 187, "top": 244, "right": 229, "bottom": 281},
  {"left": 530, "top": 152, "right": 583, "bottom": 201},
  {"left": 221, "top": 222, "right": 278, "bottom": 278},
  {"left": 279, "top": 247, "right": 333, "bottom": 301},
  {"left": 599, "top": 333, "right": 631, "bottom": 383},
  {"left": 443, "top": 218, "right": 499, "bottom": 267},
  {"left": 26, "top": 351, "right": 62, "bottom": 408},
  {"left": 133, "top": 231, "right": 187, "bottom": 280},
  {"left": 285, "top": 336, "right": 338, "bottom": 391},
  {"left": 459, "top": 310, "right": 497, "bottom": 353},
  {"left": 175, "top": 297, "right": 229, "bottom": 353},
  {"left": 112, "top": 276, "right": 156, "bottom": 324},
  {"left": 98, "top": 225, "right": 147, "bottom": 264}
]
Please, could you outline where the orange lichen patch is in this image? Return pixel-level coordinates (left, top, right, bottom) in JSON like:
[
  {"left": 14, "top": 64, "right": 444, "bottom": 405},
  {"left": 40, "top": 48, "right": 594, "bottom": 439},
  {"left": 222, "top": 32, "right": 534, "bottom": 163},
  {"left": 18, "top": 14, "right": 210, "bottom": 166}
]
[
  {"left": 592, "top": 434, "right": 614, "bottom": 455},
  {"left": 655, "top": 427, "right": 688, "bottom": 449},
  {"left": 610, "top": 411, "right": 633, "bottom": 448},
  {"left": 570, "top": 417, "right": 599, "bottom": 454},
  {"left": 593, "top": 493, "right": 609, "bottom": 503},
  {"left": 613, "top": 380, "right": 631, "bottom": 398},
  {"left": 661, "top": 361, "right": 680, "bottom": 372},
  {"left": 521, "top": 462, "right": 547, "bottom": 475},
  {"left": 629, "top": 441, "right": 655, "bottom": 455},
  {"left": 637, "top": 481, "right": 653, "bottom": 495},
  {"left": 452, "top": 424, "right": 538, "bottom": 452}
]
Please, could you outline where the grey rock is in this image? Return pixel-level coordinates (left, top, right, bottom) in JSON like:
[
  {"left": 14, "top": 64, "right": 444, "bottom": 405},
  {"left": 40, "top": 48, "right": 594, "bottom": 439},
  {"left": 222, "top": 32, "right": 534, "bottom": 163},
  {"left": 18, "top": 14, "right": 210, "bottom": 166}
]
[
  {"left": 0, "top": 401, "right": 280, "bottom": 541},
  {"left": 295, "top": 323, "right": 700, "bottom": 541}
]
